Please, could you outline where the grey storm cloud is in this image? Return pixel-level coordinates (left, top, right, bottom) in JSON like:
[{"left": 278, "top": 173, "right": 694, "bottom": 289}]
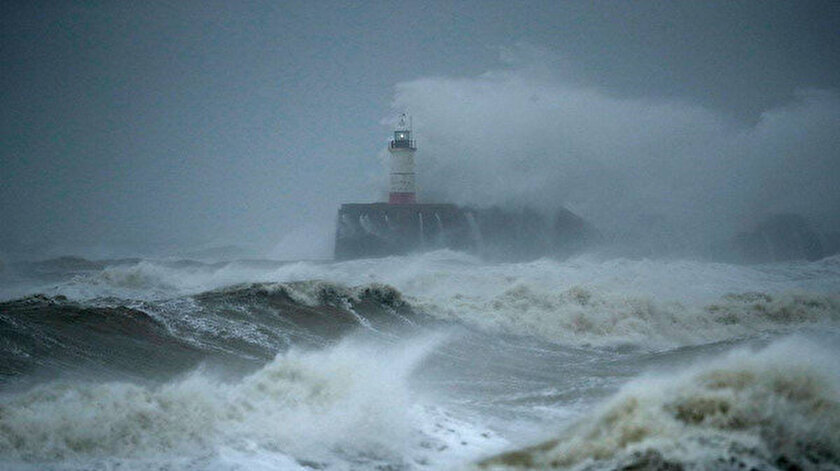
[{"left": 1, "top": 1, "right": 839, "bottom": 260}]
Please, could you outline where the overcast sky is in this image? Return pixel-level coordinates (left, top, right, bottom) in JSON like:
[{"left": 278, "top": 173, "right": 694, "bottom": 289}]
[{"left": 2, "top": 1, "right": 839, "bottom": 259}]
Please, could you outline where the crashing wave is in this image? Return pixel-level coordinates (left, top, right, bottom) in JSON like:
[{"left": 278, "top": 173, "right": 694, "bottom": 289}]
[
  {"left": 416, "top": 284, "right": 840, "bottom": 348},
  {"left": 0, "top": 336, "right": 444, "bottom": 467},
  {"left": 0, "top": 282, "right": 425, "bottom": 379},
  {"left": 201, "top": 280, "right": 408, "bottom": 311},
  {"left": 476, "top": 336, "right": 840, "bottom": 470}
]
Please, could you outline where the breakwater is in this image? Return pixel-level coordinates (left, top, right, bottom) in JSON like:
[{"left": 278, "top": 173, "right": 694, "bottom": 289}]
[{"left": 334, "top": 203, "right": 599, "bottom": 261}]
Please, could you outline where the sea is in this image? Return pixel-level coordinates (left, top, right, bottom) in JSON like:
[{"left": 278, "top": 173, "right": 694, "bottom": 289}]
[{"left": 0, "top": 250, "right": 838, "bottom": 470}]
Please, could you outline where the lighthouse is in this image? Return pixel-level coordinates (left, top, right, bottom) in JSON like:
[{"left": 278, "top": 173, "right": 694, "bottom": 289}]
[{"left": 388, "top": 114, "right": 417, "bottom": 204}]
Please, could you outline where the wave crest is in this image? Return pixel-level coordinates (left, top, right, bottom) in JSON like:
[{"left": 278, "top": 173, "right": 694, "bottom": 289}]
[
  {"left": 479, "top": 337, "right": 840, "bottom": 470},
  {"left": 0, "top": 336, "right": 441, "bottom": 465},
  {"left": 419, "top": 285, "right": 840, "bottom": 348},
  {"left": 0, "top": 281, "right": 420, "bottom": 380}
]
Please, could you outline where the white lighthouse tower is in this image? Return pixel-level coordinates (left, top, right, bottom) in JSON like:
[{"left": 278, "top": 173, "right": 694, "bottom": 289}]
[{"left": 388, "top": 114, "right": 417, "bottom": 204}]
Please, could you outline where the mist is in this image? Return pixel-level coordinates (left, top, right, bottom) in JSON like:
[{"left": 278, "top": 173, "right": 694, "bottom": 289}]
[
  {"left": 2, "top": 1, "right": 839, "bottom": 261},
  {"left": 395, "top": 52, "right": 840, "bottom": 252}
]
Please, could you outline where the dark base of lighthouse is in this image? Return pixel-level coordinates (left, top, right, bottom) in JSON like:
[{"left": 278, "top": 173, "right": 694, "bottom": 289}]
[{"left": 334, "top": 203, "right": 600, "bottom": 261}]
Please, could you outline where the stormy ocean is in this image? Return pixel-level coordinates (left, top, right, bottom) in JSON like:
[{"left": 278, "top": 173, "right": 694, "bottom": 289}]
[{"left": 0, "top": 250, "right": 838, "bottom": 471}]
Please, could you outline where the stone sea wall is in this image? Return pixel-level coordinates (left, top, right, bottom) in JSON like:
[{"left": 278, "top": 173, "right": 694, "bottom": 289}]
[{"left": 334, "top": 203, "right": 600, "bottom": 261}]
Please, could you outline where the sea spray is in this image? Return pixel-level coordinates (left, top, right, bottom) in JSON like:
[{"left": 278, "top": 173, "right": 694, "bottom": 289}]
[{"left": 0, "top": 334, "right": 448, "bottom": 467}]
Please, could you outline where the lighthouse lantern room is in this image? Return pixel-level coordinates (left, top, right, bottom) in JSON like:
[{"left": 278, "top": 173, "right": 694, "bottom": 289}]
[{"left": 388, "top": 114, "right": 417, "bottom": 204}]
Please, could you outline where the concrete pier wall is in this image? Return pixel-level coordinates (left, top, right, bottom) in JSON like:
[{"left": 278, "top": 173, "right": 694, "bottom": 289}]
[{"left": 334, "top": 203, "right": 599, "bottom": 261}]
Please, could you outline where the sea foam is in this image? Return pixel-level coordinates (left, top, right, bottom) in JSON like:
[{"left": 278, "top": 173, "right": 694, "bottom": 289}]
[
  {"left": 8, "top": 252, "right": 840, "bottom": 349},
  {"left": 477, "top": 336, "right": 840, "bottom": 470},
  {"left": 0, "top": 335, "right": 456, "bottom": 468}
]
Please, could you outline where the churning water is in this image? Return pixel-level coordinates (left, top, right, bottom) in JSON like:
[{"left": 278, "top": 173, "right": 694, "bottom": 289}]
[{"left": 1, "top": 251, "right": 839, "bottom": 470}]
